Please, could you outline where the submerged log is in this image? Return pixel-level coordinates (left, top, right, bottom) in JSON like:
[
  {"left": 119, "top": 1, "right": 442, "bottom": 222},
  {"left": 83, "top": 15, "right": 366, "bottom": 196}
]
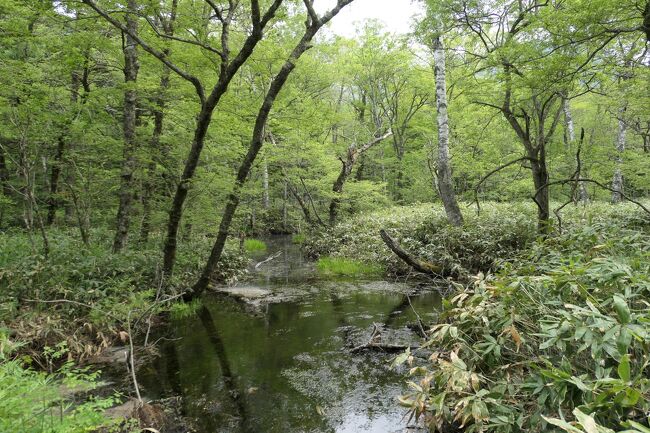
[{"left": 379, "top": 229, "right": 450, "bottom": 278}]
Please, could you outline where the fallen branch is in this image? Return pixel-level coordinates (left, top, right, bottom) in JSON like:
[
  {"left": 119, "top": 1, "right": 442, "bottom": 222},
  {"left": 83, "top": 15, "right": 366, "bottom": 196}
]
[
  {"left": 254, "top": 251, "right": 283, "bottom": 270},
  {"left": 379, "top": 229, "right": 448, "bottom": 278}
]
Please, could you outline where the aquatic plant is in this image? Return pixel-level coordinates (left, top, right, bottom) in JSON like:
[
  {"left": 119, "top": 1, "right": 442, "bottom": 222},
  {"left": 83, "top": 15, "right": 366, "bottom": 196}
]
[{"left": 316, "top": 256, "right": 384, "bottom": 278}]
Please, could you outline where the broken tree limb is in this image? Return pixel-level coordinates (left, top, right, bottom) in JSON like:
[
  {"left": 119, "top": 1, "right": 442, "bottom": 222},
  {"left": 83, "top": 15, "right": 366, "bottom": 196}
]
[
  {"left": 349, "top": 322, "right": 420, "bottom": 353},
  {"left": 379, "top": 229, "right": 449, "bottom": 278}
]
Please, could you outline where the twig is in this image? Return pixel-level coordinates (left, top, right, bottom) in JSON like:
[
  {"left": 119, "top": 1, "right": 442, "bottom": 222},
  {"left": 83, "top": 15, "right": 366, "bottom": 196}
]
[
  {"left": 126, "top": 311, "right": 143, "bottom": 407},
  {"left": 350, "top": 323, "right": 382, "bottom": 353},
  {"left": 407, "top": 295, "right": 427, "bottom": 338},
  {"left": 473, "top": 157, "right": 536, "bottom": 214}
]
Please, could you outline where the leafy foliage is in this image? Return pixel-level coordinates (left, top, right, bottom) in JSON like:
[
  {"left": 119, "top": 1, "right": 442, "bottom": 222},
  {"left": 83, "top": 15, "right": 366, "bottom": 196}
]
[{"left": 394, "top": 203, "right": 650, "bottom": 432}]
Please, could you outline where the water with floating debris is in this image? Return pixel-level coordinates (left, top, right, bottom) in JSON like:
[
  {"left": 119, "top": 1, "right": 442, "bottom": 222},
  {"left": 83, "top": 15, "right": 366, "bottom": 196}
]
[{"left": 139, "top": 236, "right": 442, "bottom": 433}]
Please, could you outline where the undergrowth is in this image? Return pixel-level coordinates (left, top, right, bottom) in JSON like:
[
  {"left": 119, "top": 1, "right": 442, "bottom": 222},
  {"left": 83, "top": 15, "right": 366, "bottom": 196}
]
[
  {"left": 0, "top": 227, "right": 248, "bottom": 364},
  {"left": 392, "top": 203, "right": 650, "bottom": 432},
  {"left": 304, "top": 202, "right": 648, "bottom": 278}
]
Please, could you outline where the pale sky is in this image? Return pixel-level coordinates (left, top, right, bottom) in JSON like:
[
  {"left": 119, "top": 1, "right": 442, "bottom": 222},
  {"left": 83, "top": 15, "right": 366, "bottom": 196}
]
[{"left": 315, "top": 0, "right": 424, "bottom": 37}]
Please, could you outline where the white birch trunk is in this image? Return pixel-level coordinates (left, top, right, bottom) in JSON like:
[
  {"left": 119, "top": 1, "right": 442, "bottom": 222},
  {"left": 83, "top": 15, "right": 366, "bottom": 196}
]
[
  {"left": 432, "top": 36, "right": 463, "bottom": 226},
  {"left": 612, "top": 110, "right": 626, "bottom": 203}
]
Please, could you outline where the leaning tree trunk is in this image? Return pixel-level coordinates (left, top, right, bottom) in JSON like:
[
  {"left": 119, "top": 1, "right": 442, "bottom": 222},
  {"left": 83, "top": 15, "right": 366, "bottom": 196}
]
[
  {"left": 612, "top": 109, "right": 626, "bottom": 203},
  {"left": 189, "top": 1, "right": 354, "bottom": 299},
  {"left": 112, "top": 0, "right": 140, "bottom": 253},
  {"left": 432, "top": 37, "right": 463, "bottom": 227}
]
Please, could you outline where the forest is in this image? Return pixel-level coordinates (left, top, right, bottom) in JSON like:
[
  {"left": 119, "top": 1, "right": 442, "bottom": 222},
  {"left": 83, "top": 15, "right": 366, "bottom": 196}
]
[{"left": 1, "top": 0, "right": 649, "bottom": 432}]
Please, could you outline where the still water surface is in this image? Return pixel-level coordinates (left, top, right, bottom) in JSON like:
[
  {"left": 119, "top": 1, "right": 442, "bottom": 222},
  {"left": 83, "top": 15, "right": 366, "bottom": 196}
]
[{"left": 139, "top": 237, "right": 441, "bottom": 432}]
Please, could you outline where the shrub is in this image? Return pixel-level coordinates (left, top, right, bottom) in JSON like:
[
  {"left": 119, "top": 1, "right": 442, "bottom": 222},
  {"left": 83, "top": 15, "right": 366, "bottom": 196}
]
[
  {"left": 0, "top": 360, "right": 119, "bottom": 433},
  {"left": 394, "top": 209, "right": 650, "bottom": 432}
]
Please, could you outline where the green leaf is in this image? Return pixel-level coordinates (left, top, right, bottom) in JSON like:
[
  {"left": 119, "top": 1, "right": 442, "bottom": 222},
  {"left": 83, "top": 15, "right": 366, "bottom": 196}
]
[
  {"left": 542, "top": 416, "right": 583, "bottom": 433},
  {"left": 618, "top": 354, "right": 631, "bottom": 382},
  {"left": 613, "top": 295, "right": 631, "bottom": 324}
]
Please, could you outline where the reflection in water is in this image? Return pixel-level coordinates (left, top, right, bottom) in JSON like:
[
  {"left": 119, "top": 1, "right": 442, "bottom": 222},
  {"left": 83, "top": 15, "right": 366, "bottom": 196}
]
[
  {"left": 139, "top": 236, "right": 441, "bottom": 433},
  {"left": 198, "top": 306, "right": 252, "bottom": 433}
]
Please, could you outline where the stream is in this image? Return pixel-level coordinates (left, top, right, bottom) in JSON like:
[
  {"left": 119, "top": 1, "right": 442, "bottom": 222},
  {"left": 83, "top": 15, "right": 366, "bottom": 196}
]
[{"left": 138, "top": 236, "right": 441, "bottom": 433}]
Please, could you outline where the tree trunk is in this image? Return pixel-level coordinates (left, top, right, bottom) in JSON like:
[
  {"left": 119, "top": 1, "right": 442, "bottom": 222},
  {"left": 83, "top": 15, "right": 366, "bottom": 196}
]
[
  {"left": 139, "top": 69, "right": 170, "bottom": 244},
  {"left": 46, "top": 135, "right": 65, "bottom": 225},
  {"left": 112, "top": 0, "right": 140, "bottom": 253},
  {"left": 562, "top": 96, "right": 575, "bottom": 146},
  {"left": 0, "top": 147, "right": 10, "bottom": 227},
  {"left": 189, "top": 2, "right": 354, "bottom": 299},
  {"left": 140, "top": 2, "right": 177, "bottom": 244},
  {"left": 612, "top": 110, "right": 626, "bottom": 203},
  {"left": 531, "top": 155, "right": 550, "bottom": 232},
  {"left": 432, "top": 37, "right": 463, "bottom": 227},
  {"left": 329, "top": 130, "right": 393, "bottom": 226},
  {"left": 262, "top": 158, "right": 270, "bottom": 209}
]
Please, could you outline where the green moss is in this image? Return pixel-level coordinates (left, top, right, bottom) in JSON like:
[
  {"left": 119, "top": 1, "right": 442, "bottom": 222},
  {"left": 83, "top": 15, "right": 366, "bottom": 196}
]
[
  {"left": 292, "top": 233, "right": 307, "bottom": 244},
  {"left": 243, "top": 238, "right": 267, "bottom": 253},
  {"left": 316, "top": 256, "right": 384, "bottom": 278}
]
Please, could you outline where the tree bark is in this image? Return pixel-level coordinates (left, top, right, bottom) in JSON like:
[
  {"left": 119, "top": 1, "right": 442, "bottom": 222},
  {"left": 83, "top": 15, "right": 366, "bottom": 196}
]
[
  {"left": 612, "top": 109, "right": 626, "bottom": 203},
  {"left": 46, "top": 135, "right": 65, "bottom": 225},
  {"left": 139, "top": 1, "right": 177, "bottom": 245},
  {"left": 562, "top": 95, "right": 575, "bottom": 145},
  {"left": 0, "top": 146, "right": 10, "bottom": 227},
  {"left": 262, "top": 158, "right": 270, "bottom": 209},
  {"left": 329, "top": 130, "right": 393, "bottom": 226},
  {"left": 432, "top": 37, "right": 463, "bottom": 227},
  {"left": 189, "top": 0, "right": 355, "bottom": 299},
  {"left": 112, "top": 0, "right": 140, "bottom": 253}
]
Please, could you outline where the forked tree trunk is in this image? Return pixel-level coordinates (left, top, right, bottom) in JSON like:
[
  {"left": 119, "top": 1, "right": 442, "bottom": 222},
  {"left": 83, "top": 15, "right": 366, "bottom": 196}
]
[
  {"left": 432, "top": 37, "right": 463, "bottom": 227},
  {"left": 112, "top": 0, "right": 140, "bottom": 253},
  {"left": 329, "top": 131, "right": 393, "bottom": 226},
  {"left": 189, "top": 1, "right": 354, "bottom": 299},
  {"left": 612, "top": 109, "right": 626, "bottom": 203}
]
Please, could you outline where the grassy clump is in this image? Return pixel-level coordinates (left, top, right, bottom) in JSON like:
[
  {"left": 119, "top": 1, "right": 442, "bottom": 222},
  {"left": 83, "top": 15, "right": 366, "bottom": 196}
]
[
  {"left": 243, "top": 238, "right": 267, "bottom": 253},
  {"left": 291, "top": 233, "right": 307, "bottom": 244},
  {"left": 395, "top": 205, "right": 650, "bottom": 432},
  {"left": 316, "top": 256, "right": 384, "bottom": 278}
]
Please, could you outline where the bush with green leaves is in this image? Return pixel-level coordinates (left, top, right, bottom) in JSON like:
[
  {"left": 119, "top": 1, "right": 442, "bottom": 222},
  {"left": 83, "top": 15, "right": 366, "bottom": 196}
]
[
  {"left": 394, "top": 206, "right": 650, "bottom": 432},
  {"left": 0, "top": 359, "right": 119, "bottom": 433}
]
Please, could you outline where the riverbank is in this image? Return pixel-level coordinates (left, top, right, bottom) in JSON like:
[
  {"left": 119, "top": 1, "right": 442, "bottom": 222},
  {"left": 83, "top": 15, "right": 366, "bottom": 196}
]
[
  {"left": 0, "top": 227, "right": 250, "bottom": 431},
  {"left": 311, "top": 202, "right": 650, "bottom": 431}
]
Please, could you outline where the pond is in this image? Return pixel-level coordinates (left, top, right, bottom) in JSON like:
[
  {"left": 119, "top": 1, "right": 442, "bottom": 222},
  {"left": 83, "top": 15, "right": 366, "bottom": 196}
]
[{"left": 139, "top": 236, "right": 442, "bottom": 433}]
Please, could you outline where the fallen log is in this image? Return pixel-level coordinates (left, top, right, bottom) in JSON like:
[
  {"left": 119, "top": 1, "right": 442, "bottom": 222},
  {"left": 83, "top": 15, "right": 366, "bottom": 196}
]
[{"left": 379, "top": 229, "right": 450, "bottom": 278}]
